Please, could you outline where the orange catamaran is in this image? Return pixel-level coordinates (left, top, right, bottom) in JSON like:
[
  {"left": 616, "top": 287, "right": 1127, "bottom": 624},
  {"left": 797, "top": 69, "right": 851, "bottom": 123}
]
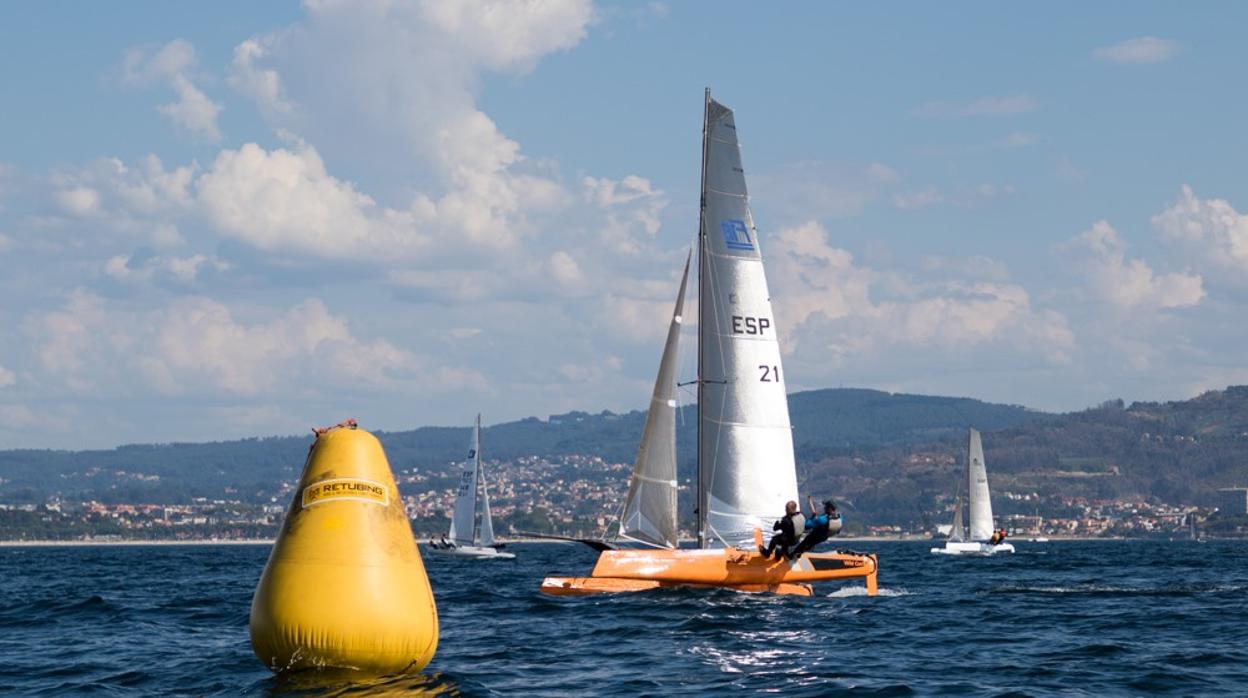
[{"left": 541, "top": 90, "right": 879, "bottom": 598}]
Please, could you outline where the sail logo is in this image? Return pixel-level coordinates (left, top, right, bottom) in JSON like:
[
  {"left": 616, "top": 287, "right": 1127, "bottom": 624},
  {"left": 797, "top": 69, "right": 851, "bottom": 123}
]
[
  {"left": 302, "top": 478, "right": 389, "bottom": 508},
  {"left": 721, "top": 219, "right": 754, "bottom": 251}
]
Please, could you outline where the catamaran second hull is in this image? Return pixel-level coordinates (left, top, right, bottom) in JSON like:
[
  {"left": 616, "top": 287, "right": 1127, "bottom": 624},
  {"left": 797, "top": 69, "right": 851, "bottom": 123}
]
[
  {"left": 540, "top": 545, "right": 878, "bottom": 597},
  {"left": 427, "top": 545, "right": 516, "bottom": 560},
  {"left": 930, "top": 541, "right": 1015, "bottom": 556}
]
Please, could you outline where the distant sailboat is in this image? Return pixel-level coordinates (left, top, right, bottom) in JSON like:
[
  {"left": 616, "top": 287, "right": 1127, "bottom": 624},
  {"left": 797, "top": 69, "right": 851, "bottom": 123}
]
[
  {"left": 429, "top": 414, "right": 515, "bottom": 559},
  {"left": 931, "top": 428, "right": 1014, "bottom": 556},
  {"left": 541, "top": 90, "right": 879, "bottom": 596}
]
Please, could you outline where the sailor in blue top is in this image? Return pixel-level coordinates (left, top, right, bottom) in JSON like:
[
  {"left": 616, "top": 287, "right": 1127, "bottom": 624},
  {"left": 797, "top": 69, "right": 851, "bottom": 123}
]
[{"left": 789, "top": 497, "right": 843, "bottom": 559}]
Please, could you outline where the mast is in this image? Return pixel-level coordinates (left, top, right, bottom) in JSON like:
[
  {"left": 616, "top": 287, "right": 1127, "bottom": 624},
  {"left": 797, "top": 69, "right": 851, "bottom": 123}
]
[{"left": 696, "top": 87, "right": 711, "bottom": 549}]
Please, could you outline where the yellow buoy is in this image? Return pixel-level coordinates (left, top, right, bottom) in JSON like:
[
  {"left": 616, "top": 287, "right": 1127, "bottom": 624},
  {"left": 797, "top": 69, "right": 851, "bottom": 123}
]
[{"left": 250, "top": 421, "right": 438, "bottom": 674}]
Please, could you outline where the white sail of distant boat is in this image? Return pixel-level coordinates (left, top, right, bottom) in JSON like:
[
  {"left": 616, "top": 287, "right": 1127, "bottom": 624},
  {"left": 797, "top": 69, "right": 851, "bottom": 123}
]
[
  {"left": 967, "top": 428, "right": 994, "bottom": 541},
  {"left": 617, "top": 253, "right": 689, "bottom": 549},
  {"left": 479, "top": 471, "right": 496, "bottom": 547},
  {"left": 447, "top": 414, "right": 480, "bottom": 546},
  {"left": 948, "top": 499, "right": 965, "bottom": 542},
  {"left": 433, "top": 414, "right": 514, "bottom": 559},
  {"left": 697, "top": 94, "right": 799, "bottom": 549},
  {"left": 932, "top": 427, "right": 1014, "bottom": 556}
]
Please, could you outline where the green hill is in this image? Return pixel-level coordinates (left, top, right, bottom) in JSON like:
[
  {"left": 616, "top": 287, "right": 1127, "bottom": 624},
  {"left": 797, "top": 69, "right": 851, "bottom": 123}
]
[
  {"left": 6, "top": 385, "right": 1248, "bottom": 527},
  {"left": 0, "top": 388, "right": 1041, "bottom": 504}
]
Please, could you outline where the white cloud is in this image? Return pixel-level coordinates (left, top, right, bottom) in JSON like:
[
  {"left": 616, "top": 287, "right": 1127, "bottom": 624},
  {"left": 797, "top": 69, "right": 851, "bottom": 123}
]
[
  {"left": 752, "top": 161, "right": 901, "bottom": 220},
  {"left": 197, "top": 141, "right": 425, "bottom": 259},
  {"left": 581, "top": 174, "right": 668, "bottom": 253},
  {"left": 226, "top": 0, "right": 589, "bottom": 219},
  {"left": 417, "top": 0, "right": 592, "bottom": 73},
  {"left": 227, "top": 39, "right": 293, "bottom": 115},
  {"left": 913, "top": 94, "right": 1037, "bottom": 118},
  {"left": 766, "top": 221, "right": 1073, "bottom": 363},
  {"left": 998, "top": 132, "right": 1038, "bottom": 148},
  {"left": 920, "top": 255, "right": 1012, "bottom": 282},
  {"left": 24, "top": 291, "right": 484, "bottom": 397},
  {"left": 865, "top": 163, "right": 900, "bottom": 183},
  {"left": 892, "top": 187, "right": 943, "bottom": 210},
  {"left": 122, "top": 39, "right": 196, "bottom": 82},
  {"left": 48, "top": 155, "right": 195, "bottom": 247},
  {"left": 559, "top": 355, "right": 624, "bottom": 383},
  {"left": 158, "top": 76, "right": 223, "bottom": 141},
  {"left": 0, "top": 403, "right": 37, "bottom": 428},
  {"left": 1152, "top": 185, "right": 1248, "bottom": 274},
  {"left": 55, "top": 187, "right": 102, "bottom": 217},
  {"left": 121, "top": 39, "right": 222, "bottom": 140},
  {"left": 104, "top": 253, "right": 231, "bottom": 284},
  {"left": 973, "top": 183, "right": 1015, "bottom": 198},
  {"left": 1062, "top": 220, "right": 1204, "bottom": 310},
  {"left": 549, "top": 250, "right": 584, "bottom": 286},
  {"left": 0, "top": 365, "right": 15, "bottom": 388},
  {"left": 1093, "top": 37, "right": 1179, "bottom": 64},
  {"left": 24, "top": 290, "right": 119, "bottom": 391}
]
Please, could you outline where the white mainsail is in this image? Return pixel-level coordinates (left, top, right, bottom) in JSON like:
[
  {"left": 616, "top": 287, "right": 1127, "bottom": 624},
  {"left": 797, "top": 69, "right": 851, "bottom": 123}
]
[
  {"left": 448, "top": 414, "right": 483, "bottom": 546},
  {"left": 618, "top": 252, "right": 689, "bottom": 549},
  {"left": 967, "top": 427, "right": 994, "bottom": 541},
  {"left": 697, "top": 90, "right": 799, "bottom": 548}
]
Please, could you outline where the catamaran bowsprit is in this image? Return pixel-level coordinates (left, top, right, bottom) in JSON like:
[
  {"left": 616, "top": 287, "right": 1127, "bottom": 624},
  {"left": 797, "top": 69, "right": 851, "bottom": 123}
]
[
  {"left": 931, "top": 428, "right": 1015, "bottom": 556},
  {"left": 541, "top": 90, "right": 879, "bottom": 597},
  {"left": 429, "top": 414, "right": 515, "bottom": 560}
]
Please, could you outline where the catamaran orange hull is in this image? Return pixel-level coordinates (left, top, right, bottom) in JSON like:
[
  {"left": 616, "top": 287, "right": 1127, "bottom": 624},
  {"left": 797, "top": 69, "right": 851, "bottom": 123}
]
[
  {"left": 540, "top": 576, "right": 816, "bottom": 597},
  {"left": 540, "top": 546, "right": 878, "bottom": 597}
]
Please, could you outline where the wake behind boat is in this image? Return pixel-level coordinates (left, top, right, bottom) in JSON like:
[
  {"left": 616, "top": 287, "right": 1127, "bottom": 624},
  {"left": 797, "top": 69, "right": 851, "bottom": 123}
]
[
  {"left": 541, "top": 90, "right": 878, "bottom": 597},
  {"left": 428, "top": 414, "right": 515, "bottom": 560},
  {"left": 931, "top": 428, "right": 1015, "bottom": 556}
]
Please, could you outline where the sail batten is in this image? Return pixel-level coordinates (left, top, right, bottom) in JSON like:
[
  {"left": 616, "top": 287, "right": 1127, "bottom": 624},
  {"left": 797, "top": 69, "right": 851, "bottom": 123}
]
[{"left": 697, "top": 93, "right": 799, "bottom": 548}]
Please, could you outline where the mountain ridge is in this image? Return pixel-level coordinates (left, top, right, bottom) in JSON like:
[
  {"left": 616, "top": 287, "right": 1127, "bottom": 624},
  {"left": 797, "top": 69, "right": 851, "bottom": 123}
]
[{"left": 3, "top": 386, "right": 1247, "bottom": 524}]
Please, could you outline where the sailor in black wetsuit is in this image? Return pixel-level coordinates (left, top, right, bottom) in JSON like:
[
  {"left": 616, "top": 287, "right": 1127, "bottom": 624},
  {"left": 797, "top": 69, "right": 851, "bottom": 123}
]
[
  {"left": 761, "top": 500, "right": 805, "bottom": 559},
  {"left": 790, "top": 498, "right": 843, "bottom": 559}
]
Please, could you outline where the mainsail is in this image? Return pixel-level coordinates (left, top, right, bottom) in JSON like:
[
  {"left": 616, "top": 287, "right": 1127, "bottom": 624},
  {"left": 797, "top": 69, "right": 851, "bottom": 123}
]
[
  {"left": 448, "top": 414, "right": 483, "bottom": 546},
  {"left": 697, "top": 90, "right": 799, "bottom": 548},
  {"left": 967, "top": 427, "right": 994, "bottom": 541},
  {"left": 618, "top": 252, "right": 690, "bottom": 549}
]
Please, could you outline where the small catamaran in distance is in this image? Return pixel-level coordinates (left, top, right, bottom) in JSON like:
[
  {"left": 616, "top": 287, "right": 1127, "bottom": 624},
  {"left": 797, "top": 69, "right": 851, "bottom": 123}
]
[
  {"left": 428, "top": 414, "right": 515, "bottom": 560},
  {"left": 931, "top": 427, "right": 1015, "bottom": 556},
  {"left": 541, "top": 89, "right": 879, "bottom": 597}
]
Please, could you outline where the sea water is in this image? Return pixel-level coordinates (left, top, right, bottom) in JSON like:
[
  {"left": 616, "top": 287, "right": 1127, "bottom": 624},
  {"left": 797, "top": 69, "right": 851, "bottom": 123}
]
[{"left": 2, "top": 540, "right": 1246, "bottom": 696}]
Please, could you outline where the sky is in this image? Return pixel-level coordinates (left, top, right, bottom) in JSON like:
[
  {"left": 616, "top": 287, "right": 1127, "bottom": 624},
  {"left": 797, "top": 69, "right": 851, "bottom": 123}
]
[{"left": 2, "top": 1, "right": 1247, "bottom": 449}]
